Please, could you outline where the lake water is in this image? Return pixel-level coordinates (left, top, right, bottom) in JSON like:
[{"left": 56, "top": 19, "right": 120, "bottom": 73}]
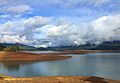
[{"left": 0, "top": 51, "right": 120, "bottom": 80}]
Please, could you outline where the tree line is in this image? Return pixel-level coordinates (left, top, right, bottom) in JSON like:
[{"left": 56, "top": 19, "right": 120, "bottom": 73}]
[{"left": 0, "top": 46, "right": 20, "bottom": 52}]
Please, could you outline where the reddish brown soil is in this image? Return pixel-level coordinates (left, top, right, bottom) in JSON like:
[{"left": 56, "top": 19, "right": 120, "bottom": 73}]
[
  {"left": 61, "top": 50, "right": 100, "bottom": 54},
  {"left": 0, "top": 52, "right": 71, "bottom": 61},
  {"left": 62, "top": 50, "right": 120, "bottom": 54}
]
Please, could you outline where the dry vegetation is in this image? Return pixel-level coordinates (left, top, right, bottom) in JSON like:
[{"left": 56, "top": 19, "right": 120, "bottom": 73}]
[
  {"left": 0, "top": 52, "right": 71, "bottom": 61},
  {"left": 0, "top": 50, "right": 118, "bottom": 61}
]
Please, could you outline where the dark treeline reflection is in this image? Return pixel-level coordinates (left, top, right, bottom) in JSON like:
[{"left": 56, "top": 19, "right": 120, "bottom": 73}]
[
  {"left": 4, "top": 63, "right": 20, "bottom": 71},
  {"left": 1, "top": 61, "right": 39, "bottom": 71}
]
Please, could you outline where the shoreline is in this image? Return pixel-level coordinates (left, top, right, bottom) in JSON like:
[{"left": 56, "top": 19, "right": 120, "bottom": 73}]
[
  {"left": 0, "top": 50, "right": 119, "bottom": 61},
  {"left": 0, "top": 75, "right": 119, "bottom": 83},
  {"left": 0, "top": 50, "right": 120, "bottom": 82},
  {"left": 61, "top": 50, "right": 120, "bottom": 54}
]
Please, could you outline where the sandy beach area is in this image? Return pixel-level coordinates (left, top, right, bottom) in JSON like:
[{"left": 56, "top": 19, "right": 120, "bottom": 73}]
[{"left": 0, "top": 75, "right": 120, "bottom": 83}]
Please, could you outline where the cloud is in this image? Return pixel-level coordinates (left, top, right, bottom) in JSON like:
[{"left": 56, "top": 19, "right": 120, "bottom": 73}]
[
  {"left": 23, "top": 16, "right": 53, "bottom": 41},
  {"left": 58, "top": 0, "right": 110, "bottom": 8},
  {"left": 0, "top": 0, "right": 119, "bottom": 18},
  {"left": 0, "top": 15, "right": 11, "bottom": 19},
  {"left": 0, "top": 14, "right": 120, "bottom": 47},
  {"left": 0, "top": 0, "right": 7, "bottom": 6},
  {"left": 24, "top": 16, "right": 52, "bottom": 28},
  {"left": 20, "top": 0, "right": 117, "bottom": 18},
  {"left": 7, "top": 4, "right": 32, "bottom": 14},
  {"left": 0, "top": 19, "right": 25, "bottom": 34},
  {"left": 0, "top": 0, "right": 120, "bottom": 47},
  {"left": 26, "top": 0, "right": 111, "bottom": 9},
  {"left": 92, "top": 14, "right": 120, "bottom": 42},
  {"left": 89, "top": 0, "right": 110, "bottom": 6},
  {"left": 0, "top": 35, "right": 31, "bottom": 44},
  {"left": 44, "top": 23, "right": 92, "bottom": 46},
  {"left": 0, "top": 16, "right": 53, "bottom": 45},
  {"left": 0, "top": 0, "right": 33, "bottom": 15},
  {"left": 41, "top": 14, "right": 120, "bottom": 47}
]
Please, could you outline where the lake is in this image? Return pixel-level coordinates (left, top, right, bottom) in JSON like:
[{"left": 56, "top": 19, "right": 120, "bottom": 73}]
[{"left": 0, "top": 51, "right": 120, "bottom": 80}]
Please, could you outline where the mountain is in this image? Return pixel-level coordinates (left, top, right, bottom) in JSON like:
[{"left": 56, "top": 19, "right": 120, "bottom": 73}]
[
  {"left": 0, "top": 40, "right": 120, "bottom": 51},
  {"left": 90, "top": 41, "right": 120, "bottom": 50},
  {"left": 37, "top": 41, "right": 120, "bottom": 50}
]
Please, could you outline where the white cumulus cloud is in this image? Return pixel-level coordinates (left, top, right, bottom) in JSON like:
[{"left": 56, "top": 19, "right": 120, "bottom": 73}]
[
  {"left": 0, "top": 16, "right": 53, "bottom": 45},
  {"left": 0, "top": 14, "right": 120, "bottom": 47}
]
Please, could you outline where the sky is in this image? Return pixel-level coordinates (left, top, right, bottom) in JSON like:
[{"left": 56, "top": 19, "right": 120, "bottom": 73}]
[{"left": 0, "top": 0, "right": 120, "bottom": 47}]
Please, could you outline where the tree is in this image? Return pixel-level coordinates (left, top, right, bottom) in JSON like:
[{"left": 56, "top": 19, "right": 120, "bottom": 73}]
[
  {"left": 0, "top": 45, "right": 6, "bottom": 51},
  {"left": 3, "top": 46, "right": 20, "bottom": 52}
]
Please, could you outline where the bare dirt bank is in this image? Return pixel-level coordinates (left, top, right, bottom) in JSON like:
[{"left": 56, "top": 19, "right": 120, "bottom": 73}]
[
  {"left": 0, "top": 52, "right": 71, "bottom": 61},
  {"left": 0, "top": 50, "right": 118, "bottom": 61},
  {"left": 0, "top": 75, "right": 119, "bottom": 83},
  {"left": 62, "top": 50, "right": 120, "bottom": 54}
]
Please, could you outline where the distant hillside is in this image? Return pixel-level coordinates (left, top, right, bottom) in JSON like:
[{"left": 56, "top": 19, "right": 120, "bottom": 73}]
[
  {"left": 37, "top": 41, "right": 120, "bottom": 50},
  {"left": 0, "top": 41, "right": 120, "bottom": 51},
  {"left": 0, "top": 43, "right": 37, "bottom": 51},
  {"left": 90, "top": 41, "right": 120, "bottom": 50}
]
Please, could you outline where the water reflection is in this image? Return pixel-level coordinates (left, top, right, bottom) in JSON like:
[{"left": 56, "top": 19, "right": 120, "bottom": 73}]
[
  {"left": 0, "top": 61, "right": 39, "bottom": 71},
  {"left": 4, "top": 63, "right": 20, "bottom": 71}
]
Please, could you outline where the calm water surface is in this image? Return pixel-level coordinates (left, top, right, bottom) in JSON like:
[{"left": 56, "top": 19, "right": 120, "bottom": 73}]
[{"left": 0, "top": 51, "right": 120, "bottom": 80}]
